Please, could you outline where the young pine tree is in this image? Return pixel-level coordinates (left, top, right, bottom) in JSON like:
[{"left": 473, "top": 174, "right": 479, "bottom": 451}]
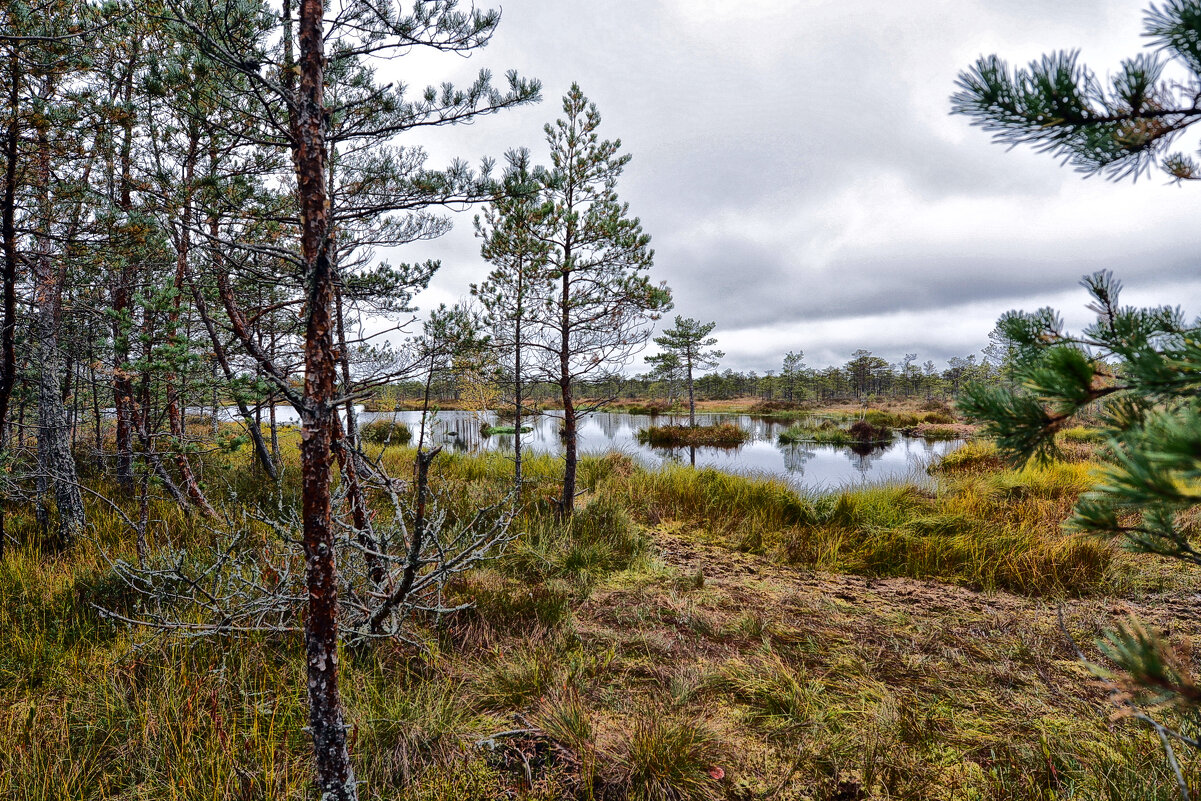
[
  {"left": 472, "top": 149, "right": 551, "bottom": 491},
  {"left": 534, "top": 84, "right": 672, "bottom": 517},
  {"left": 649, "top": 316, "right": 722, "bottom": 427}
]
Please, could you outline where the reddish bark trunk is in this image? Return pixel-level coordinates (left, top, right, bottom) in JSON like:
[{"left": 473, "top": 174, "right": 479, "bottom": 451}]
[
  {"left": 165, "top": 126, "right": 216, "bottom": 517},
  {"left": 294, "top": 0, "right": 356, "bottom": 794}
]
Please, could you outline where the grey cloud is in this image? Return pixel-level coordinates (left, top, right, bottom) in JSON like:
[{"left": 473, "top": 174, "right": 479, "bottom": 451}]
[{"left": 383, "top": 1, "right": 1201, "bottom": 373}]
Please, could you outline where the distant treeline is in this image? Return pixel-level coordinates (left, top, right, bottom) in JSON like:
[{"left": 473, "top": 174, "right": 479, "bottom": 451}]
[{"left": 373, "top": 347, "right": 1008, "bottom": 407}]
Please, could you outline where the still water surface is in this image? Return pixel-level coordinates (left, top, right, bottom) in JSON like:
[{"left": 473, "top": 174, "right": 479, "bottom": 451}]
[
  {"left": 212, "top": 406, "right": 961, "bottom": 490},
  {"left": 334, "top": 409, "right": 964, "bottom": 492}
]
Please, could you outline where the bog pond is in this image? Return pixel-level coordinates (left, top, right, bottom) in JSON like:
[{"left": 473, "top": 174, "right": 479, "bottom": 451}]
[{"left": 230, "top": 407, "right": 964, "bottom": 492}]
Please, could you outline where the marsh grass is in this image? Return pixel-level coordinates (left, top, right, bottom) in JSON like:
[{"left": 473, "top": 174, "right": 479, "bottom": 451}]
[
  {"left": 777, "top": 418, "right": 853, "bottom": 445},
  {"left": 2, "top": 432, "right": 1196, "bottom": 800},
  {"left": 480, "top": 424, "right": 533, "bottom": 436},
  {"left": 637, "top": 423, "right": 750, "bottom": 448},
  {"left": 618, "top": 714, "right": 725, "bottom": 801},
  {"left": 771, "top": 462, "right": 1113, "bottom": 594},
  {"left": 779, "top": 410, "right": 966, "bottom": 445}
]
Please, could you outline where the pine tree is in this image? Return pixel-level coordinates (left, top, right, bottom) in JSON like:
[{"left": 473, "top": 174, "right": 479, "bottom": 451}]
[
  {"left": 649, "top": 316, "right": 722, "bottom": 427},
  {"left": 534, "top": 84, "right": 672, "bottom": 517},
  {"left": 160, "top": 1, "right": 538, "bottom": 796},
  {"left": 781, "top": 350, "right": 806, "bottom": 403},
  {"left": 472, "top": 149, "right": 551, "bottom": 491}
]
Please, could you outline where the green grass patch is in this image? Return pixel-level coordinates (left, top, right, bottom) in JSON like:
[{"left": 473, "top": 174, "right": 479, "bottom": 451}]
[
  {"left": 358, "top": 418, "right": 413, "bottom": 444},
  {"left": 777, "top": 419, "right": 853, "bottom": 445},
  {"left": 479, "top": 424, "right": 533, "bottom": 436}
]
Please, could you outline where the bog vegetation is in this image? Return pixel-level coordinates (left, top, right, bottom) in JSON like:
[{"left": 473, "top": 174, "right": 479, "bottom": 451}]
[
  {"left": 6, "top": 427, "right": 1201, "bottom": 799},
  {"left": 3, "top": 0, "right": 1201, "bottom": 798}
]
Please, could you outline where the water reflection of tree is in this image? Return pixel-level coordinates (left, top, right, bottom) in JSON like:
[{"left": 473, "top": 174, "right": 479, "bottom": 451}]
[
  {"left": 745, "top": 415, "right": 771, "bottom": 442},
  {"left": 652, "top": 446, "right": 687, "bottom": 465},
  {"left": 652, "top": 444, "right": 727, "bottom": 467},
  {"left": 846, "top": 442, "right": 888, "bottom": 476},
  {"left": 442, "top": 419, "right": 480, "bottom": 452},
  {"left": 780, "top": 443, "right": 816, "bottom": 475},
  {"left": 597, "top": 412, "right": 621, "bottom": 439}
]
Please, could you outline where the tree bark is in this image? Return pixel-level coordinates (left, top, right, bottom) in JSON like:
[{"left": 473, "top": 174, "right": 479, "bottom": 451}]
[
  {"left": 687, "top": 360, "right": 696, "bottom": 428},
  {"left": 294, "top": 0, "right": 357, "bottom": 793},
  {"left": 557, "top": 258, "right": 576, "bottom": 518},
  {"left": 165, "top": 123, "right": 216, "bottom": 516},
  {"left": 32, "top": 119, "right": 85, "bottom": 548},
  {"left": 0, "top": 54, "right": 21, "bottom": 557},
  {"left": 513, "top": 262, "right": 523, "bottom": 492}
]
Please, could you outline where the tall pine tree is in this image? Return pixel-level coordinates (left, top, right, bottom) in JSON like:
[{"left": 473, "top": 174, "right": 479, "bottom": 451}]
[{"left": 534, "top": 84, "right": 671, "bottom": 517}]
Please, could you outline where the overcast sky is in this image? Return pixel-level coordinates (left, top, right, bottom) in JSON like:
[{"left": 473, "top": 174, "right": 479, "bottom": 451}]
[{"left": 390, "top": 1, "right": 1201, "bottom": 373}]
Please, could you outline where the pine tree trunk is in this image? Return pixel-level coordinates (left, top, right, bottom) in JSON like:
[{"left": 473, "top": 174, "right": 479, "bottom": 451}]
[
  {"left": 687, "top": 361, "right": 696, "bottom": 428},
  {"left": 0, "top": 55, "right": 21, "bottom": 557},
  {"left": 558, "top": 268, "right": 576, "bottom": 518},
  {"left": 210, "top": 359, "right": 219, "bottom": 438},
  {"left": 294, "top": 0, "right": 356, "bottom": 793},
  {"left": 32, "top": 123, "right": 84, "bottom": 548},
  {"left": 513, "top": 268, "right": 523, "bottom": 492},
  {"left": 112, "top": 49, "right": 138, "bottom": 491},
  {"left": 269, "top": 398, "right": 279, "bottom": 464},
  {"left": 165, "top": 126, "right": 215, "bottom": 516}
]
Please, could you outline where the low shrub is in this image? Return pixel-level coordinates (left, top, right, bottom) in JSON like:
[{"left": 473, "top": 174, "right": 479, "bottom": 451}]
[
  {"left": 636, "top": 423, "right": 749, "bottom": 447},
  {"left": 848, "top": 420, "right": 891, "bottom": 443},
  {"left": 920, "top": 399, "right": 953, "bottom": 414},
  {"left": 623, "top": 400, "right": 673, "bottom": 416},
  {"left": 359, "top": 418, "right": 413, "bottom": 445},
  {"left": 749, "top": 399, "right": 809, "bottom": 414},
  {"left": 495, "top": 405, "right": 542, "bottom": 421},
  {"left": 908, "top": 422, "right": 975, "bottom": 440}
]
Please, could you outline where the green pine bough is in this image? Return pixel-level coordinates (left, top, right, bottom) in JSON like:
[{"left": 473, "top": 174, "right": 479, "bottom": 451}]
[
  {"left": 958, "top": 271, "right": 1201, "bottom": 783},
  {"left": 952, "top": 3, "right": 1201, "bottom": 787},
  {"left": 960, "top": 278, "right": 1201, "bottom": 561}
]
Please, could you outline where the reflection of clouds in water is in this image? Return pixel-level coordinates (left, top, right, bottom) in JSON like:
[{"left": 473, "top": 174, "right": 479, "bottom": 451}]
[{"left": 340, "top": 409, "right": 964, "bottom": 492}]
